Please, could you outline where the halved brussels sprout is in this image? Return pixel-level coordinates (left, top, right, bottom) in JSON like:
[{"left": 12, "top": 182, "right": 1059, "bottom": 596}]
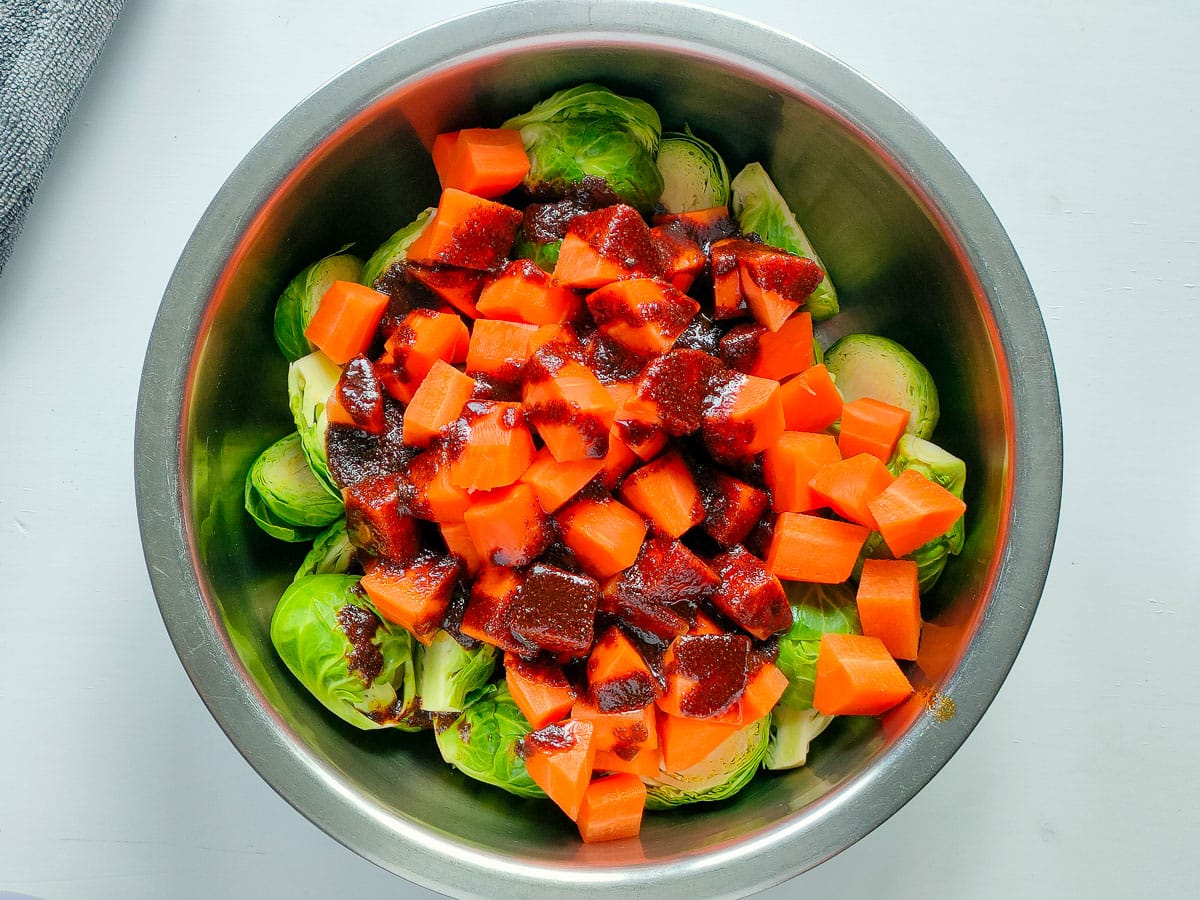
[
  {"left": 418, "top": 630, "right": 498, "bottom": 714},
  {"left": 730, "top": 162, "right": 839, "bottom": 320},
  {"left": 825, "top": 334, "right": 940, "bottom": 439},
  {"left": 295, "top": 519, "right": 356, "bottom": 581},
  {"left": 270, "top": 574, "right": 419, "bottom": 730},
  {"left": 244, "top": 432, "right": 344, "bottom": 542},
  {"left": 287, "top": 350, "right": 342, "bottom": 496},
  {"left": 361, "top": 207, "right": 435, "bottom": 288},
  {"left": 503, "top": 84, "right": 664, "bottom": 211},
  {"left": 435, "top": 682, "right": 546, "bottom": 799},
  {"left": 764, "top": 706, "right": 834, "bottom": 771},
  {"left": 274, "top": 251, "right": 364, "bottom": 361},
  {"left": 655, "top": 125, "right": 730, "bottom": 213},
  {"left": 645, "top": 716, "right": 770, "bottom": 809},
  {"left": 776, "top": 581, "right": 862, "bottom": 710}
]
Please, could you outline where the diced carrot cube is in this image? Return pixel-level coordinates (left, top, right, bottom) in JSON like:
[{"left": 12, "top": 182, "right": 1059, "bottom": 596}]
[
  {"left": 406, "top": 264, "right": 484, "bottom": 318},
  {"left": 460, "top": 566, "right": 524, "bottom": 651},
  {"left": 702, "top": 372, "right": 786, "bottom": 462},
  {"left": 867, "top": 468, "right": 967, "bottom": 557},
  {"left": 377, "top": 310, "right": 469, "bottom": 403},
  {"left": 649, "top": 224, "right": 706, "bottom": 292},
  {"left": 779, "top": 364, "right": 843, "bottom": 432},
  {"left": 813, "top": 633, "right": 913, "bottom": 716},
  {"left": 463, "top": 482, "right": 550, "bottom": 567},
  {"left": 401, "top": 360, "right": 476, "bottom": 447},
  {"left": 557, "top": 498, "right": 648, "bottom": 579},
  {"left": 303, "top": 281, "right": 389, "bottom": 365},
  {"left": 573, "top": 698, "right": 657, "bottom": 752},
  {"left": 585, "top": 276, "right": 699, "bottom": 356},
  {"left": 551, "top": 205, "right": 662, "bottom": 290},
  {"left": 857, "top": 558, "right": 922, "bottom": 660},
  {"left": 618, "top": 450, "right": 704, "bottom": 538},
  {"left": 518, "top": 447, "right": 604, "bottom": 513},
  {"left": 765, "top": 512, "right": 870, "bottom": 583},
  {"left": 523, "top": 354, "right": 617, "bottom": 462},
  {"left": 431, "top": 130, "right": 461, "bottom": 181},
  {"left": 707, "top": 545, "right": 791, "bottom": 640},
  {"left": 700, "top": 469, "right": 770, "bottom": 547},
  {"left": 838, "top": 397, "right": 910, "bottom": 462},
  {"left": 360, "top": 551, "right": 462, "bottom": 645},
  {"left": 448, "top": 401, "right": 536, "bottom": 490},
  {"left": 505, "top": 653, "right": 576, "bottom": 730},
  {"left": 763, "top": 431, "right": 842, "bottom": 513},
  {"left": 585, "top": 626, "right": 656, "bottom": 713},
  {"left": 657, "top": 709, "right": 741, "bottom": 773},
  {"left": 343, "top": 474, "right": 421, "bottom": 563},
  {"left": 439, "top": 128, "right": 530, "bottom": 199},
  {"left": 508, "top": 563, "right": 599, "bottom": 657},
  {"left": 407, "top": 451, "right": 473, "bottom": 523},
  {"left": 593, "top": 747, "right": 662, "bottom": 780},
  {"left": 751, "top": 312, "right": 815, "bottom": 381},
  {"left": 709, "top": 238, "right": 746, "bottom": 320},
  {"left": 808, "top": 452, "right": 896, "bottom": 528},
  {"left": 439, "top": 521, "right": 482, "bottom": 576},
  {"left": 737, "top": 249, "right": 824, "bottom": 332},
  {"left": 575, "top": 773, "right": 647, "bottom": 843},
  {"left": 476, "top": 259, "right": 583, "bottom": 325},
  {"left": 465, "top": 318, "right": 541, "bottom": 379},
  {"left": 406, "top": 188, "right": 522, "bottom": 271},
  {"left": 524, "top": 719, "right": 596, "bottom": 821}
]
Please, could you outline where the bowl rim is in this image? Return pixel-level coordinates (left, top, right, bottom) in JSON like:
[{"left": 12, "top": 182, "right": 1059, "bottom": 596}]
[{"left": 135, "top": 1, "right": 1063, "bottom": 896}]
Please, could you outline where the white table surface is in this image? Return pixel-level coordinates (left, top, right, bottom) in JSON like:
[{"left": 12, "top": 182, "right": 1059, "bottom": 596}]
[{"left": 2, "top": 1, "right": 1197, "bottom": 896}]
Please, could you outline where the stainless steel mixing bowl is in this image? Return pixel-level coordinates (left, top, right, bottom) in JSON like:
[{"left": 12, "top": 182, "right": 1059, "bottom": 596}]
[{"left": 135, "top": 2, "right": 1062, "bottom": 895}]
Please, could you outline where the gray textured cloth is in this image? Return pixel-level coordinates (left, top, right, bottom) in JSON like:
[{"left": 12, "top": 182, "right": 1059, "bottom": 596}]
[{"left": 1, "top": 0, "right": 123, "bottom": 276}]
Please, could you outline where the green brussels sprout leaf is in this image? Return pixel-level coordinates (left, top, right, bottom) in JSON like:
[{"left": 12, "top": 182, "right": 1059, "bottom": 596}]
[
  {"left": 511, "top": 228, "right": 561, "bottom": 272},
  {"left": 270, "top": 574, "right": 419, "bottom": 730},
  {"left": 655, "top": 124, "right": 730, "bottom": 212},
  {"left": 764, "top": 706, "right": 835, "bottom": 770},
  {"left": 730, "top": 162, "right": 839, "bottom": 320},
  {"left": 295, "top": 519, "right": 357, "bottom": 581},
  {"left": 435, "top": 682, "right": 546, "bottom": 799},
  {"left": 244, "top": 432, "right": 343, "bottom": 542},
  {"left": 503, "top": 84, "right": 664, "bottom": 211},
  {"left": 418, "top": 630, "right": 499, "bottom": 714},
  {"left": 287, "top": 351, "right": 342, "bottom": 496}
]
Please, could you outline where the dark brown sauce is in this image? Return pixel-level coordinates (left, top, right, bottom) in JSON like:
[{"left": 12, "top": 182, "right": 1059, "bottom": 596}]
[
  {"left": 336, "top": 603, "right": 384, "bottom": 685},
  {"left": 336, "top": 356, "right": 384, "bottom": 431},
  {"left": 508, "top": 563, "right": 599, "bottom": 657},
  {"left": 326, "top": 399, "right": 418, "bottom": 489},
  {"left": 718, "top": 324, "right": 766, "bottom": 374},
  {"left": 524, "top": 722, "right": 579, "bottom": 754},
  {"left": 672, "top": 633, "right": 751, "bottom": 717},
  {"left": 636, "top": 348, "right": 724, "bottom": 436}
]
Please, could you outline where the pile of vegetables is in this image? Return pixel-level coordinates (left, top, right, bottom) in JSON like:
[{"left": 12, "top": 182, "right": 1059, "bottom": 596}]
[{"left": 245, "top": 84, "right": 967, "bottom": 844}]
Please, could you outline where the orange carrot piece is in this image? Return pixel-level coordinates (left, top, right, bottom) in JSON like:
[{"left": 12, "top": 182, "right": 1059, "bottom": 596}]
[
  {"left": 406, "top": 188, "right": 522, "bottom": 271},
  {"left": 618, "top": 451, "right": 704, "bottom": 538},
  {"left": 463, "top": 482, "right": 550, "bottom": 567},
  {"left": 552, "top": 233, "right": 630, "bottom": 290},
  {"left": 593, "top": 747, "right": 662, "bottom": 780},
  {"left": 857, "top": 558, "right": 922, "bottom": 660},
  {"left": 439, "top": 521, "right": 482, "bottom": 576},
  {"left": 779, "top": 364, "right": 843, "bottom": 432},
  {"left": 557, "top": 497, "right": 648, "bottom": 579},
  {"left": 377, "top": 310, "right": 470, "bottom": 403},
  {"left": 465, "top": 318, "right": 541, "bottom": 378},
  {"left": 808, "top": 452, "right": 896, "bottom": 528},
  {"left": 751, "top": 312, "right": 814, "bottom": 381},
  {"left": 476, "top": 259, "right": 583, "bottom": 325},
  {"left": 650, "top": 205, "right": 734, "bottom": 235},
  {"left": 585, "top": 277, "right": 700, "bottom": 356},
  {"left": 762, "top": 431, "right": 842, "bottom": 513},
  {"left": 712, "top": 661, "right": 789, "bottom": 726},
  {"left": 459, "top": 566, "right": 524, "bottom": 651},
  {"left": 739, "top": 264, "right": 800, "bottom": 332},
  {"left": 838, "top": 397, "right": 911, "bottom": 462},
  {"left": 576, "top": 773, "right": 646, "bottom": 843},
  {"left": 813, "top": 633, "right": 913, "bottom": 716},
  {"left": 709, "top": 238, "right": 746, "bottom": 319},
  {"left": 525, "top": 720, "right": 597, "bottom": 821},
  {"left": 700, "top": 470, "right": 769, "bottom": 547},
  {"left": 586, "top": 627, "right": 655, "bottom": 699},
  {"left": 610, "top": 384, "right": 667, "bottom": 461},
  {"left": 505, "top": 654, "right": 577, "bottom": 730},
  {"left": 703, "top": 373, "right": 786, "bottom": 458},
  {"left": 303, "top": 281, "right": 389, "bottom": 365},
  {"left": 657, "top": 710, "right": 741, "bottom": 772},
  {"left": 406, "top": 265, "right": 484, "bottom": 319},
  {"left": 408, "top": 451, "right": 473, "bottom": 523},
  {"left": 518, "top": 447, "right": 604, "bottom": 513},
  {"left": 440, "top": 128, "right": 530, "bottom": 199},
  {"left": 600, "top": 426, "right": 640, "bottom": 488},
  {"left": 448, "top": 401, "right": 536, "bottom": 490},
  {"left": 523, "top": 358, "right": 617, "bottom": 462},
  {"left": 572, "top": 699, "right": 657, "bottom": 753},
  {"left": 401, "top": 360, "right": 476, "bottom": 447},
  {"left": 867, "top": 468, "right": 967, "bottom": 557},
  {"left": 431, "top": 130, "right": 460, "bottom": 181},
  {"left": 765, "top": 512, "right": 870, "bottom": 583},
  {"left": 360, "top": 553, "right": 462, "bottom": 645},
  {"left": 689, "top": 611, "right": 724, "bottom": 636},
  {"left": 649, "top": 225, "right": 706, "bottom": 292}
]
